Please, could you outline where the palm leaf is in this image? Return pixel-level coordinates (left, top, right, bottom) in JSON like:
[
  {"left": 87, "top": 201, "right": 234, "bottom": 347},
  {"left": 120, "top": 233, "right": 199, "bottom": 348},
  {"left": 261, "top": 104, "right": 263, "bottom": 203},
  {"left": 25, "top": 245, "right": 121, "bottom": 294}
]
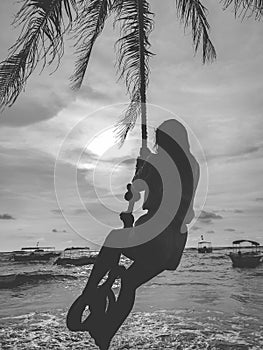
[
  {"left": 113, "top": 0, "right": 154, "bottom": 145},
  {"left": 70, "top": 0, "right": 114, "bottom": 90},
  {"left": 0, "top": 0, "right": 78, "bottom": 109},
  {"left": 222, "top": 0, "right": 263, "bottom": 19},
  {"left": 175, "top": 0, "right": 216, "bottom": 63}
]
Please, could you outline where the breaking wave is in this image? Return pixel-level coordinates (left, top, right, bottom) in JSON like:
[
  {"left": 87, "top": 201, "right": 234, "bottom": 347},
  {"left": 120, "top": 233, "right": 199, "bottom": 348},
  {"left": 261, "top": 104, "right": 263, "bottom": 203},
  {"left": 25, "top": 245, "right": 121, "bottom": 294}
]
[{"left": 0, "top": 272, "right": 77, "bottom": 289}]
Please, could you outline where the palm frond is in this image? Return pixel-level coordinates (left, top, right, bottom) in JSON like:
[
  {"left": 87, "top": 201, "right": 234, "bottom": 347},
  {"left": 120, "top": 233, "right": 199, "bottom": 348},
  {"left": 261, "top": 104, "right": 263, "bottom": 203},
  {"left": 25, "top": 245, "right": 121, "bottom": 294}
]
[
  {"left": 115, "top": 91, "right": 141, "bottom": 145},
  {"left": 0, "top": 0, "right": 78, "bottom": 109},
  {"left": 175, "top": 0, "right": 216, "bottom": 63},
  {"left": 222, "top": 0, "right": 263, "bottom": 19},
  {"left": 113, "top": 0, "right": 154, "bottom": 145},
  {"left": 70, "top": 0, "right": 114, "bottom": 90}
]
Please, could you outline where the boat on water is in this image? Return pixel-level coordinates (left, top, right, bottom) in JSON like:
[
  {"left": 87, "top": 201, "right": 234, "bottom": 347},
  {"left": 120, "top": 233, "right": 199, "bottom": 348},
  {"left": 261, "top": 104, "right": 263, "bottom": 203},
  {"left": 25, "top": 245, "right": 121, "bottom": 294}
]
[
  {"left": 228, "top": 240, "right": 262, "bottom": 268},
  {"left": 198, "top": 236, "right": 213, "bottom": 253},
  {"left": 54, "top": 247, "right": 98, "bottom": 266},
  {"left": 12, "top": 243, "right": 60, "bottom": 262}
]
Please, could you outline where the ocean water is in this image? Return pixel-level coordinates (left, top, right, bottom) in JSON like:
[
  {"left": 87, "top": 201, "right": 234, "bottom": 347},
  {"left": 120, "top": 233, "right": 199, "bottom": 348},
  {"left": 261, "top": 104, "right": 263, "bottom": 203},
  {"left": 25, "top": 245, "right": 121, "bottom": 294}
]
[{"left": 0, "top": 250, "right": 262, "bottom": 349}]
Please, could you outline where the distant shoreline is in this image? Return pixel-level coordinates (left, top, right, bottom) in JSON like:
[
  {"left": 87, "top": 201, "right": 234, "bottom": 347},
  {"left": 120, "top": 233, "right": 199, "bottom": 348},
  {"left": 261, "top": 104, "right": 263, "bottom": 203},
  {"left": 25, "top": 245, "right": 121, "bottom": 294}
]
[
  {"left": 1, "top": 245, "right": 262, "bottom": 253},
  {"left": 185, "top": 245, "right": 263, "bottom": 251}
]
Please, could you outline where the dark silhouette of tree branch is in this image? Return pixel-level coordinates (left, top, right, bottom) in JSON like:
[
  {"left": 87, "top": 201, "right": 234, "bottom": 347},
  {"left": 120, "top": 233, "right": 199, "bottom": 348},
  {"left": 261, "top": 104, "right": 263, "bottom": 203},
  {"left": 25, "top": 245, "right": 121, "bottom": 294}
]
[
  {"left": 70, "top": 0, "right": 114, "bottom": 90},
  {"left": 114, "top": 0, "right": 154, "bottom": 146},
  {"left": 0, "top": 0, "right": 262, "bottom": 140},
  {"left": 222, "top": 0, "right": 263, "bottom": 20},
  {"left": 0, "top": 0, "right": 78, "bottom": 110}
]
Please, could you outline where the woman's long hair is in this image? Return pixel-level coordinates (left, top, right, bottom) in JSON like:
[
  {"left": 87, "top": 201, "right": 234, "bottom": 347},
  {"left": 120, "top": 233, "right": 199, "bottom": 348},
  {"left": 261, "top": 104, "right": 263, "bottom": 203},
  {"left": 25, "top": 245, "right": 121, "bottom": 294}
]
[
  {"left": 155, "top": 119, "right": 194, "bottom": 226},
  {"left": 155, "top": 119, "right": 190, "bottom": 154}
]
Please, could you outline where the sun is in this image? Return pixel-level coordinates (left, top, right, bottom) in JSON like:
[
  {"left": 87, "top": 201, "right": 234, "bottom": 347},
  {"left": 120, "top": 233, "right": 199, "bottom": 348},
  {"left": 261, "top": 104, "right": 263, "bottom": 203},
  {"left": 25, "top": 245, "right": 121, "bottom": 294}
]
[{"left": 87, "top": 127, "right": 117, "bottom": 156}]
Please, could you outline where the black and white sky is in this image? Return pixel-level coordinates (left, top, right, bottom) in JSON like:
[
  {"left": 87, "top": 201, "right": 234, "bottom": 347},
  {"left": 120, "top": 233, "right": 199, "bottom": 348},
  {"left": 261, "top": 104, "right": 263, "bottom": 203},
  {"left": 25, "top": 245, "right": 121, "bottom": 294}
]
[{"left": 0, "top": 1, "right": 262, "bottom": 251}]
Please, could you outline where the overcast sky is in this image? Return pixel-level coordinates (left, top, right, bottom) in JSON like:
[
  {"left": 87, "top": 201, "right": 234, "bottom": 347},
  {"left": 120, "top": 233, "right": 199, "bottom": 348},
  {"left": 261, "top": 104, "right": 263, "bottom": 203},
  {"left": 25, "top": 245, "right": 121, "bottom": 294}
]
[{"left": 0, "top": 1, "right": 262, "bottom": 251}]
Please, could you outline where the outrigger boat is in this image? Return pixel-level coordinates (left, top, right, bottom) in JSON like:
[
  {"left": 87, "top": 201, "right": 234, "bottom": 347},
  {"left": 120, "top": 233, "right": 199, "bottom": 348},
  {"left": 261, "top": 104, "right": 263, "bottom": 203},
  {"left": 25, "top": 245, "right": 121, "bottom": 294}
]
[
  {"left": 13, "top": 243, "right": 60, "bottom": 262},
  {"left": 228, "top": 240, "right": 262, "bottom": 268},
  {"left": 54, "top": 247, "right": 98, "bottom": 266},
  {"left": 198, "top": 236, "right": 213, "bottom": 253}
]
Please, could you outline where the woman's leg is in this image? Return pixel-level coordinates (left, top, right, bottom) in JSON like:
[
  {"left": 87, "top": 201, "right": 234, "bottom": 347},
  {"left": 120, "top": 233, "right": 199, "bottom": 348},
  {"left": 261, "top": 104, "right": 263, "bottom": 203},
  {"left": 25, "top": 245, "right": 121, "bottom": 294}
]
[
  {"left": 83, "top": 214, "right": 152, "bottom": 294},
  {"left": 90, "top": 261, "right": 165, "bottom": 349},
  {"left": 82, "top": 245, "right": 121, "bottom": 296},
  {"left": 100, "top": 226, "right": 186, "bottom": 342},
  {"left": 82, "top": 226, "right": 138, "bottom": 296},
  {"left": 67, "top": 239, "right": 122, "bottom": 332}
]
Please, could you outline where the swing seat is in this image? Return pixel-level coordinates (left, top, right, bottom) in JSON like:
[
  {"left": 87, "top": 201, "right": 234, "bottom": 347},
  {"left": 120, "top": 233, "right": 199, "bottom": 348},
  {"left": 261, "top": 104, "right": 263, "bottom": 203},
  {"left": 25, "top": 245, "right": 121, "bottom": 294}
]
[{"left": 66, "top": 265, "right": 126, "bottom": 332}]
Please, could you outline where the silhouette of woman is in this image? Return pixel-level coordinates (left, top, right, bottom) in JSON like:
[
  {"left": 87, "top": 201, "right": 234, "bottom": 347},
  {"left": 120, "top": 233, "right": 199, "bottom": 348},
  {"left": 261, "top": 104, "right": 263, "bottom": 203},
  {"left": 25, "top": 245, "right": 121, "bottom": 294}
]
[{"left": 67, "top": 119, "right": 200, "bottom": 349}]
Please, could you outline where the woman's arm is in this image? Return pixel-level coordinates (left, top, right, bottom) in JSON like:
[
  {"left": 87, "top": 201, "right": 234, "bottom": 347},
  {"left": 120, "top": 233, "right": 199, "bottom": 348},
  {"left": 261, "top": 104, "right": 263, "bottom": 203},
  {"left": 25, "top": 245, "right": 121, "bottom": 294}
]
[{"left": 132, "top": 152, "right": 153, "bottom": 193}]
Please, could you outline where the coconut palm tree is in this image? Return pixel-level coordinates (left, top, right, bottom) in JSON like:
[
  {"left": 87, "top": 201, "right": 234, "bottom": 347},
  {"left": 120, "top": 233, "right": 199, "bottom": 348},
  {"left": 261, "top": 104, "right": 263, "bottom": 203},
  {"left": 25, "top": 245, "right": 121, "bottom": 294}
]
[{"left": 0, "top": 0, "right": 262, "bottom": 145}]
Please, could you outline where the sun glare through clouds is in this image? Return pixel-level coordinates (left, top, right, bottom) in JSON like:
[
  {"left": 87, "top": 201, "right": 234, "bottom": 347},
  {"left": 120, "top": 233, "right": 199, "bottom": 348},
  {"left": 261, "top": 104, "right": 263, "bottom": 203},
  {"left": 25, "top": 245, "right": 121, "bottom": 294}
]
[{"left": 87, "top": 127, "right": 117, "bottom": 157}]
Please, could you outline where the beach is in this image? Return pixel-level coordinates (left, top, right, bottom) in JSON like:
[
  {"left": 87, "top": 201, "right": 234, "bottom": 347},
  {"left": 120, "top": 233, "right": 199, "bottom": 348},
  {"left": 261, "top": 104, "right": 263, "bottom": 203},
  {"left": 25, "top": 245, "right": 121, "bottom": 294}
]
[{"left": 0, "top": 250, "right": 262, "bottom": 349}]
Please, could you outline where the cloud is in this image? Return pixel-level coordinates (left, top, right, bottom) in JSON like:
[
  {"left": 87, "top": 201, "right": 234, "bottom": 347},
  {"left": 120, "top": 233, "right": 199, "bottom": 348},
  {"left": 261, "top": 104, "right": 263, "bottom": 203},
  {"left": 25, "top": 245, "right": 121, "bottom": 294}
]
[
  {"left": 52, "top": 228, "right": 67, "bottom": 233},
  {"left": 72, "top": 209, "right": 88, "bottom": 216},
  {"left": 53, "top": 207, "right": 89, "bottom": 216},
  {"left": 214, "top": 209, "right": 244, "bottom": 214},
  {"left": 70, "top": 148, "right": 137, "bottom": 170},
  {"left": 119, "top": 158, "right": 137, "bottom": 166},
  {"left": 229, "top": 145, "right": 261, "bottom": 158},
  {"left": 198, "top": 210, "right": 223, "bottom": 224},
  {"left": 224, "top": 228, "right": 236, "bottom": 232},
  {"left": 76, "top": 85, "right": 112, "bottom": 103},
  {"left": 234, "top": 209, "right": 244, "bottom": 213},
  {"left": 0, "top": 91, "right": 69, "bottom": 127},
  {"left": 206, "top": 144, "right": 262, "bottom": 162},
  {"left": 51, "top": 209, "right": 63, "bottom": 215},
  {"left": 207, "top": 230, "right": 215, "bottom": 234},
  {"left": 191, "top": 226, "right": 200, "bottom": 231},
  {"left": 0, "top": 147, "right": 56, "bottom": 205},
  {"left": 255, "top": 197, "right": 263, "bottom": 202},
  {"left": 1, "top": 2, "right": 263, "bottom": 250},
  {"left": 0, "top": 213, "right": 15, "bottom": 220}
]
